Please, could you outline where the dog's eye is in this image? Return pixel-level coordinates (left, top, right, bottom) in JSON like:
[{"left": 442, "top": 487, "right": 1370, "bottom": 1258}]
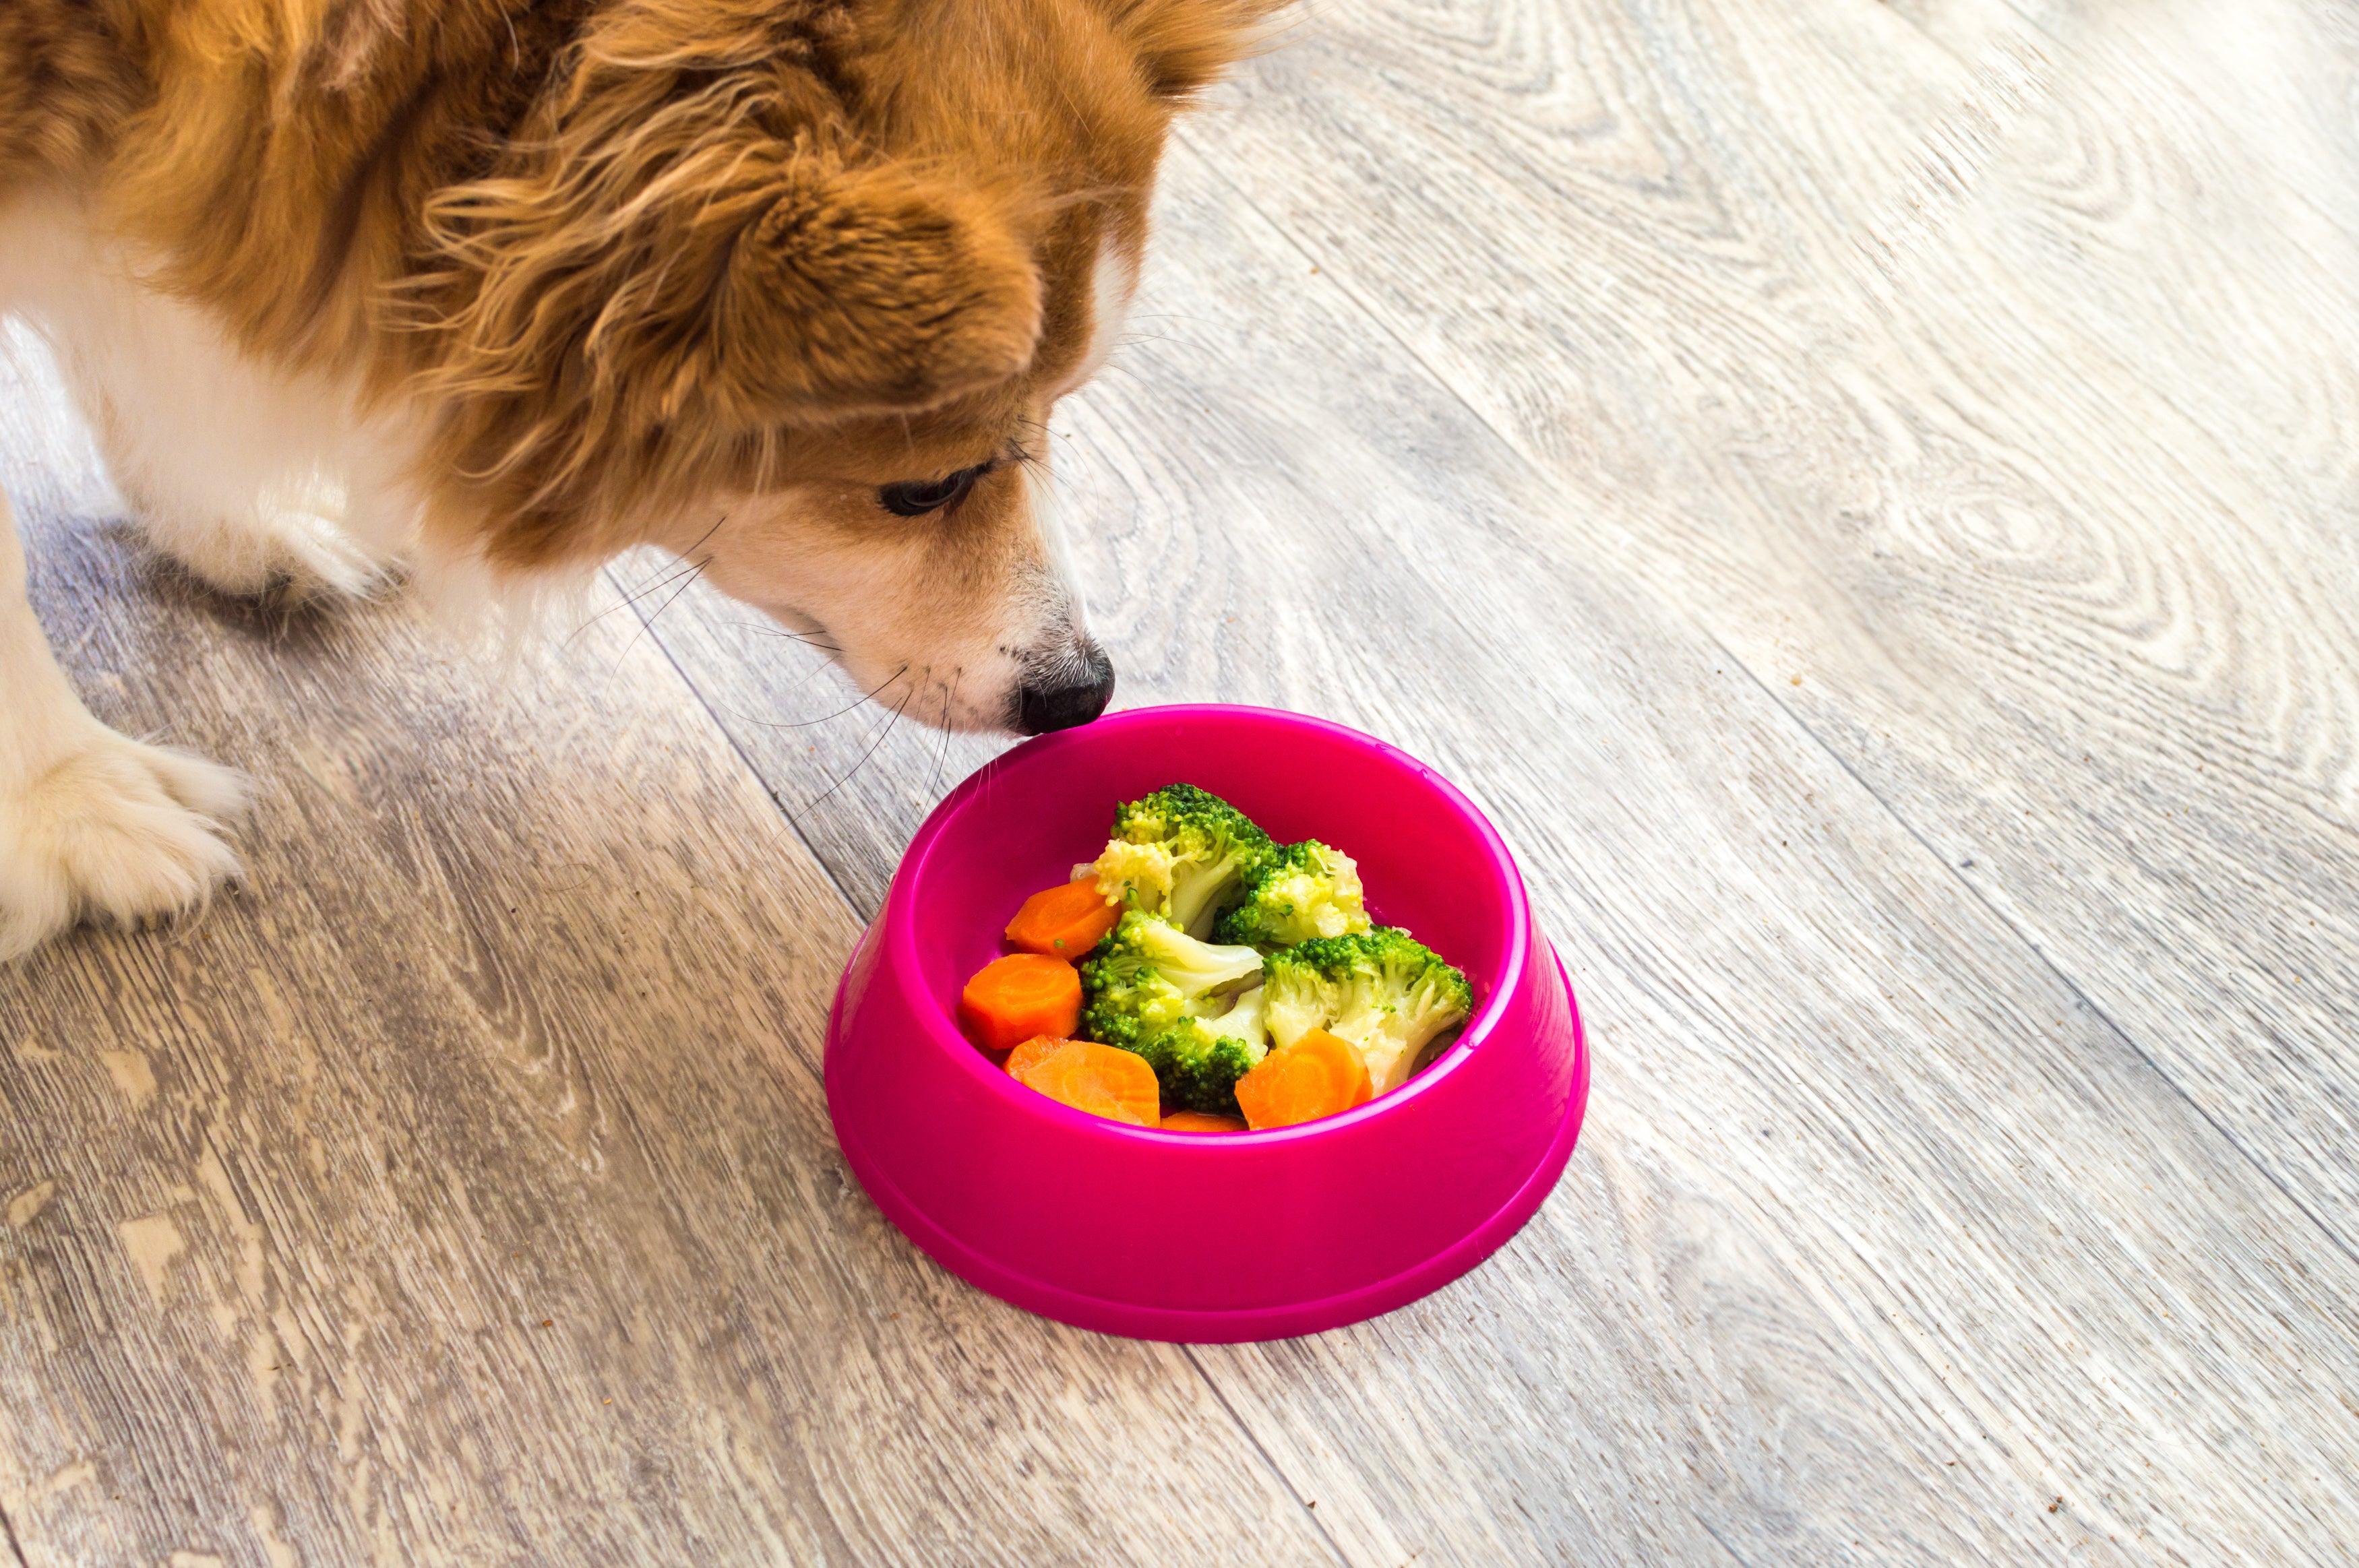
[{"left": 878, "top": 464, "right": 987, "bottom": 517}]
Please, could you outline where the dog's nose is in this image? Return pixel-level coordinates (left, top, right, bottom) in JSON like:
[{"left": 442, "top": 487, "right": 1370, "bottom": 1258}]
[{"left": 1016, "top": 645, "right": 1116, "bottom": 734}]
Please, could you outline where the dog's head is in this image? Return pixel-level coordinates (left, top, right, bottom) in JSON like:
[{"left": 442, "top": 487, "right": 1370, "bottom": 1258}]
[{"left": 406, "top": 0, "right": 1270, "bottom": 733}]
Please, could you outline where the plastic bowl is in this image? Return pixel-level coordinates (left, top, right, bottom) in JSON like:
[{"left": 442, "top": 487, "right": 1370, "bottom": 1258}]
[{"left": 824, "top": 704, "right": 1587, "bottom": 1341}]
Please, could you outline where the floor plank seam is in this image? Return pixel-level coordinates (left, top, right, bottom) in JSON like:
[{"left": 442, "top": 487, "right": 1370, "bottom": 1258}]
[
  {"left": 601, "top": 559, "right": 878, "bottom": 945},
  {"left": 1175, "top": 121, "right": 2359, "bottom": 1271},
  {"left": 1697, "top": 628, "right": 2359, "bottom": 1276},
  {"left": 1697, "top": 1514, "right": 1759, "bottom": 1568},
  {"left": 1176, "top": 121, "right": 2359, "bottom": 1299},
  {"left": 1179, "top": 1346, "right": 1354, "bottom": 1568},
  {"left": 0, "top": 1499, "right": 28, "bottom": 1568},
  {"left": 590, "top": 552, "right": 1361, "bottom": 1557}
]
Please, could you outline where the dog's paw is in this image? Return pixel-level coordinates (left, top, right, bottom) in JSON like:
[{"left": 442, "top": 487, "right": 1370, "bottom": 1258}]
[
  {"left": 150, "top": 497, "right": 388, "bottom": 603},
  {"left": 0, "top": 730, "right": 247, "bottom": 961}
]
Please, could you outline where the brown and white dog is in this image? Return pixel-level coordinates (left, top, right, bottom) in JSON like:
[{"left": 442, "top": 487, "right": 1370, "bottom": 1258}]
[{"left": 0, "top": 0, "right": 1268, "bottom": 958}]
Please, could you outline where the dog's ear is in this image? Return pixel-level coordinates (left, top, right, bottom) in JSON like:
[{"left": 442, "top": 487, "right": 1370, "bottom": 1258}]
[
  {"left": 412, "top": 143, "right": 1044, "bottom": 551},
  {"left": 694, "top": 163, "right": 1044, "bottom": 424},
  {"left": 1097, "top": 0, "right": 1281, "bottom": 100}
]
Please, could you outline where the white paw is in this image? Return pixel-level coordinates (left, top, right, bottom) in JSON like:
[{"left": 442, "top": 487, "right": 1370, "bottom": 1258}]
[
  {"left": 147, "top": 491, "right": 388, "bottom": 602},
  {"left": 0, "top": 728, "right": 247, "bottom": 961}
]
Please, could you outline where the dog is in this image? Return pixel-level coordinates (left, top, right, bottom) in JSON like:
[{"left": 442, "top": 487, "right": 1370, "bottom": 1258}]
[{"left": 0, "top": 0, "right": 1269, "bottom": 960}]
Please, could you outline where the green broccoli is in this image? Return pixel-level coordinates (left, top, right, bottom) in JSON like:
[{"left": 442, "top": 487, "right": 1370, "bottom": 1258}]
[
  {"left": 1081, "top": 838, "right": 1174, "bottom": 915},
  {"left": 1214, "top": 839, "right": 1370, "bottom": 947},
  {"left": 1211, "top": 984, "right": 1272, "bottom": 1053},
  {"left": 1086, "top": 782, "right": 1276, "bottom": 939},
  {"left": 1077, "top": 910, "right": 1264, "bottom": 1054},
  {"left": 1132, "top": 983, "right": 1277, "bottom": 1116},
  {"left": 1135, "top": 1016, "right": 1262, "bottom": 1116},
  {"left": 1262, "top": 927, "right": 1473, "bottom": 1092}
]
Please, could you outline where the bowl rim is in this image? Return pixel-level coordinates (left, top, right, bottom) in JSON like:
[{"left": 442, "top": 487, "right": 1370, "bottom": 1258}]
[{"left": 886, "top": 702, "right": 1532, "bottom": 1143}]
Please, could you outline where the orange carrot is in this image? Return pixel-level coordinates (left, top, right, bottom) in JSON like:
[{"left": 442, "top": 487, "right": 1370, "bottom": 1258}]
[
  {"left": 1159, "top": 1110, "right": 1249, "bottom": 1133},
  {"left": 959, "top": 953, "right": 1082, "bottom": 1053},
  {"left": 1233, "top": 1028, "right": 1373, "bottom": 1130},
  {"left": 1008, "top": 1040, "right": 1160, "bottom": 1126},
  {"left": 1003, "top": 1035, "right": 1071, "bottom": 1076},
  {"left": 1004, "top": 877, "right": 1122, "bottom": 957}
]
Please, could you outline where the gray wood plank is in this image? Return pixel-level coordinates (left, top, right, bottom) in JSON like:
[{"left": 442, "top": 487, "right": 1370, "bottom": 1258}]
[
  {"left": 1179, "top": 0, "right": 2359, "bottom": 1239},
  {"left": 627, "top": 135, "right": 2359, "bottom": 1564},
  {"left": 598, "top": 548, "right": 1009, "bottom": 922},
  {"left": 0, "top": 339, "right": 1334, "bottom": 1568},
  {"left": 1893, "top": 0, "right": 2359, "bottom": 251},
  {"left": 11, "top": 1, "right": 2359, "bottom": 1562}
]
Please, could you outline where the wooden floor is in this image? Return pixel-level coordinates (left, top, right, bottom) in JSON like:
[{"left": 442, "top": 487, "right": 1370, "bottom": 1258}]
[{"left": 5, "top": 0, "right": 2358, "bottom": 1561}]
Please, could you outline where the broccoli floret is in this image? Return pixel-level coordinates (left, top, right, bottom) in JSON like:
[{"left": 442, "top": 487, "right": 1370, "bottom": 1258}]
[
  {"left": 1136, "top": 1016, "right": 1263, "bottom": 1116},
  {"left": 1211, "top": 984, "right": 1272, "bottom": 1054},
  {"left": 1262, "top": 927, "right": 1473, "bottom": 1092},
  {"left": 1214, "top": 839, "right": 1370, "bottom": 947},
  {"left": 1134, "top": 986, "right": 1275, "bottom": 1116},
  {"left": 1082, "top": 838, "right": 1174, "bottom": 915},
  {"left": 1095, "top": 782, "right": 1276, "bottom": 939},
  {"left": 1077, "top": 910, "right": 1264, "bottom": 1054}
]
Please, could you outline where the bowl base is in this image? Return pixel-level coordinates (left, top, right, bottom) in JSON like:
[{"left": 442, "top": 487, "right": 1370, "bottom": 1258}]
[{"left": 832, "top": 956, "right": 1589, "bottom": 1343}]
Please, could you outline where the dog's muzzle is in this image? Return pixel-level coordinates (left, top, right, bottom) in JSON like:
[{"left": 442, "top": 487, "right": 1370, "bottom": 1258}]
[{"left": 1015, "top": 642, "right": 1116, "bottom": 734}]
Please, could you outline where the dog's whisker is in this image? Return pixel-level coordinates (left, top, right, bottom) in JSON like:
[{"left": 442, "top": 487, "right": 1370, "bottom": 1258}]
[
  {"left": 1087, "top": 355, "right": 1180, "bottom": 396},
  {"left": 753, "top": 633, "right": 855, "bottom": 702},
  {"left": 720, "top": 619, "right": 844, "bottom": 654},
  {"left": 747, "top": 629, "right": 845, "bottom": 654},
  {"left": 760, "top": 665, "right": 916, "bottom": 852},
  {"left": 751, "top": 662, "right": 910, "bottom": 730},
  {"left": 609, "top": 522, "right": 725, "bottom": 603},
  {"left": 572, "top": 555, "right": 703, "bottom": 648},
  {"left": 781, "top": 652, "right": 847, "bottom": 695},
  {"left": 792, "top": 677, "right": 915, "bottom": 826},
  {"left": 567, "top": 515, "right": 727, "bottom": 649},
  {"left": 607, "top": 553, "right": 709, "bottom": 677},
  {"left": 924, "top": 668, "right": 960, "bottom": 800}
]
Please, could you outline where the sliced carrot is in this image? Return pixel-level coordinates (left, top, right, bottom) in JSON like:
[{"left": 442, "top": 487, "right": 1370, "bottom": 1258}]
[
  {"left": 1233, "top": 1028, "right": 1373, "bottom": 1130},
  {"left": 1004, "top": 1035, "right": 1071, "bottom": 1076},
  {"left": 1009, "top": 1040, "right": 1161, "bottom": 1126},
  {"left": 1159, "top": 1110, "right": 1249, "bottom": 1133},
  {"left": 959, "top": 953, "right": 1082, "bottom": 1053},
  {"left": 1004, "top": 877, "right": 1122, "bottom": 957}
]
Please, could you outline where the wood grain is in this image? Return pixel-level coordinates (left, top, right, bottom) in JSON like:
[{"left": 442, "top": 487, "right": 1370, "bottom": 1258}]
[
  {"left": 628, "top": 137, "right": 2359, "bottom": 1564},
  {"left": 597, "top": 544, "right": 1010, "bottom": 921},
  {"left": 8, "top": 0, "right": 2359, "bottom": 1563},
  {"left": 1183, "top": 0, "right": 2359, "bottom": 1235},
  {"left": 0, "top": 339, "right": 1332, "bottom": 1568},
  {"left": 1897, "top": 0, "right": 2359, "bottom": 250}
]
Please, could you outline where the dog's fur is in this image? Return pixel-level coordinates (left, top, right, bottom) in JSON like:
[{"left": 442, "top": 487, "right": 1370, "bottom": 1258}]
[{"left": 0, "top": 0, "right": 1263, "bottom": 958}]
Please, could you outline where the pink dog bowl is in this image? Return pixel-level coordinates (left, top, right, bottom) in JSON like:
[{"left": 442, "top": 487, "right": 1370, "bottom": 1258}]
[{"left": 823, "top": 704, "right": 1587, "bottom": 1341}]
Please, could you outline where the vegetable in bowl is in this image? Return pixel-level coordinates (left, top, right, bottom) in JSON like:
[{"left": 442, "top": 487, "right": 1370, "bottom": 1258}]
[
  {"left": 1084, "top": 782, "right": 1275, "bottom": 938},
  {"left": 1078, "top": 911, "right": 1269, "bottom": 1117},
  {"left": 1214, "top": 839, "right": 1368, "bottom": 947},
  {"left": 958, "top": 783, "right": 1473, "bottom": 1131},
  {"left": 1076, "top": 910, "right": 1263, "bottom": 1052},
  {"left": 1262, "top": 929, "right": 1475, "bottom": 1094}
]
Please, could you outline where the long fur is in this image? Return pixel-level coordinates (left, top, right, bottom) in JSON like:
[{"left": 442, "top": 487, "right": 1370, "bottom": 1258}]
[
  {"left": 0, "top": 0, "right": 1274, "bottom": 958},
  {"left": 7, "top": 0, "right": 1270, "bottom": 566}
]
